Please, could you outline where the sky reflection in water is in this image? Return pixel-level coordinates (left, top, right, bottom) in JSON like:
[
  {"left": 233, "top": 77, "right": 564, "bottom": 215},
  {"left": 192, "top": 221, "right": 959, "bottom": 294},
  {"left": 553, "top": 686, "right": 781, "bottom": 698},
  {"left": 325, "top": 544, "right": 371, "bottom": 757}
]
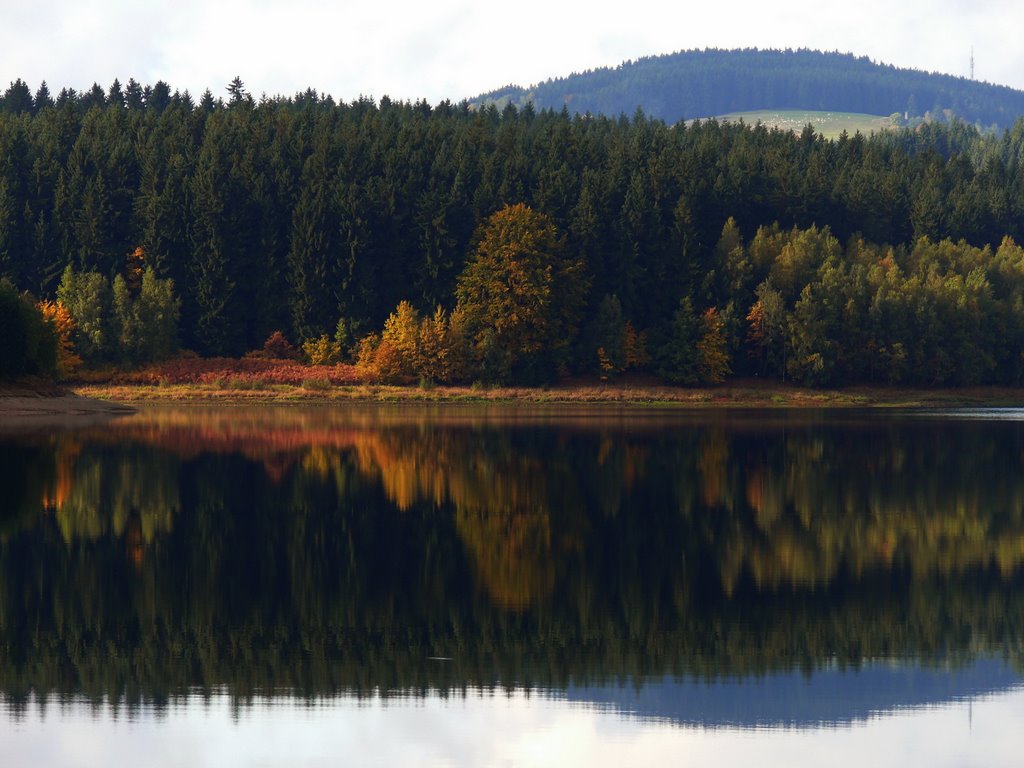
[{"left": 2, "top": 678, "right": 1023, "bottom": 768}]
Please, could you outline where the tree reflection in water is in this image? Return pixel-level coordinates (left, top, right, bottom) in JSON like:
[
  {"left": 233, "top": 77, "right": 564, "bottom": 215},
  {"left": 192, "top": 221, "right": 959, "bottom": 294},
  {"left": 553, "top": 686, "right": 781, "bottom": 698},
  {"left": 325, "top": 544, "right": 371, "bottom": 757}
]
[{"left": 1, "top": 406, "right": 1023, "bottom": 709}]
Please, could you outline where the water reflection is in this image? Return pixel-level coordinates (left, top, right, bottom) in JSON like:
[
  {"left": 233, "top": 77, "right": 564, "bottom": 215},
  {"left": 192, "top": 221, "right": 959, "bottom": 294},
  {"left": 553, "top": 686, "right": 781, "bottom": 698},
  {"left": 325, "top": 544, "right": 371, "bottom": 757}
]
[
  {"left": 563, "top": 660, "right": 1022, "bottom": 728},
  {"left": 2, "top": 680, "right": 1023, "bottom": 768},
  {"left": 0, "top": 405, "right": 1023, "bottom": 716}
]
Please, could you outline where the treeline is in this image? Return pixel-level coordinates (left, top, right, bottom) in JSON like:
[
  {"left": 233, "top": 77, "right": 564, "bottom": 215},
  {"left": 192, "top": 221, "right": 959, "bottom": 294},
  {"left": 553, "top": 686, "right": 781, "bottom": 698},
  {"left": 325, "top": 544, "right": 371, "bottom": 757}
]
[
  {"left": 475, "top": 49, "right": 1024, "bottom": 128},
  {"left": 5, "top": 80, "right": 1024, "bottom": 383}
]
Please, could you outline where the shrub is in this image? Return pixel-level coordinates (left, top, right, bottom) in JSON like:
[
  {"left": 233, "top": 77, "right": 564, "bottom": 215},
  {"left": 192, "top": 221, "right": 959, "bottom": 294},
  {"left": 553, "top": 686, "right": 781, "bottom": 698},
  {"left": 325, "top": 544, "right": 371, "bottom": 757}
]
[
  {"left": 249, "top": 330, "right": 300, "bottom": 360},
  {"left": 301, "top": 377, "right": 332, "bottom": 391}
]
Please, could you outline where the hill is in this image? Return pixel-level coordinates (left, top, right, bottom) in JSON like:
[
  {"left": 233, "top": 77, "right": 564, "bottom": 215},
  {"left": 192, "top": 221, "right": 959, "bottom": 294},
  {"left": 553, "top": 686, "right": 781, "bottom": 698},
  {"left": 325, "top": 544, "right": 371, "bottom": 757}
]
[{"left": 473, "top": 48, "right": 1024, "bottom": 129}]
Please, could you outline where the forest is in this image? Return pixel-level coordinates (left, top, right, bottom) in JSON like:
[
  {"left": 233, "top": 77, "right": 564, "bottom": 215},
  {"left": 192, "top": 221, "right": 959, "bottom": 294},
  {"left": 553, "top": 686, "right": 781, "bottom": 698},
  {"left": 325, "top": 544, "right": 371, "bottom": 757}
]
[
  {"left": 475, "top": 49, "right": 1024, "bottom": 129},
  {"left": 5, "top": 76, "right": 1024, "bottom": 386}
]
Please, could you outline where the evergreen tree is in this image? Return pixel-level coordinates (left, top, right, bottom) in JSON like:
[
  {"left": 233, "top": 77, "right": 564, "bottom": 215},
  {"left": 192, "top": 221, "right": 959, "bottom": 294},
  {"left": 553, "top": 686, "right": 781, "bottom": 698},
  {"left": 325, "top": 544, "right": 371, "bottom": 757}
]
[
  {"left": 0, "top": 278, "right": 57, "bottom": 377},
  {"left": 32, "top": 82, "right": 54, "bottom": 113},
  {"left": 125, "top": 79, "right": 145, "bottom": 111},
  {"left": 226, "top": 77, "right": 249, "bottom": 107},
  {"left": 2, "top": 79, "right": 34, "bottom": 115},
  {"left": 656, "top": 297, "right": 702, "bottom": 384}
]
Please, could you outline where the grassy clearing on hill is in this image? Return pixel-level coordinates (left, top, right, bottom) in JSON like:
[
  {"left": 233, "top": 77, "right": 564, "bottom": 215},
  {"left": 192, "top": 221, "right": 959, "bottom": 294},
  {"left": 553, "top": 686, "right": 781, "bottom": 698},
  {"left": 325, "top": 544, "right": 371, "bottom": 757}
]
[{"left": 702, "top": 110, "right": 896, "bottom": 139}]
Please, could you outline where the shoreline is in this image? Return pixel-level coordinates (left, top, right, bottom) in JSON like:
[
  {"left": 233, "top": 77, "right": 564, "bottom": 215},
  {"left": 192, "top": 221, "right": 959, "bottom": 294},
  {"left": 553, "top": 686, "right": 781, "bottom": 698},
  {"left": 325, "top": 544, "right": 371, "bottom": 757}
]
[
  {"left": 0, "top": 393, "right": 136, "bottom": 430},
  {"left": 6, "top": 381, "right": 1024, "bottom": 421},
  {"left": 63, "top": 382, "right": 1024, "bottom": 410}
]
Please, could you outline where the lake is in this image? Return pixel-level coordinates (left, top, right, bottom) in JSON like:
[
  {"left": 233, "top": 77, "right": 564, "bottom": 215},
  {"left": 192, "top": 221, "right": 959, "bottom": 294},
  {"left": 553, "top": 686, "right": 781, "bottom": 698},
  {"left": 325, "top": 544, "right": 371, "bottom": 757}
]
[{"left": 1, "top": 404, "right": 1022, "bottom": 766}]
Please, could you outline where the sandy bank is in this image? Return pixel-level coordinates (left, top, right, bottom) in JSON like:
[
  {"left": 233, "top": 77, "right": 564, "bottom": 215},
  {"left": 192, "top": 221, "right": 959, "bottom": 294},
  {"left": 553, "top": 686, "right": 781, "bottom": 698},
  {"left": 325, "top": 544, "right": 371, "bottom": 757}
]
[{"left": 0, "top": 394, "right": 135, "bottom": 431}]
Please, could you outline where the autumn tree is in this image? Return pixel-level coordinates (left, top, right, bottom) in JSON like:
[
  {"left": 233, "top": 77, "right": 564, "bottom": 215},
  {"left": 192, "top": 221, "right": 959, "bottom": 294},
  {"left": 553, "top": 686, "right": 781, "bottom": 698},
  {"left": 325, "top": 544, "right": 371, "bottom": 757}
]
[
  {"left": 37, "top": 299, "right": 81, "bottom": 377},
  {"left": 746, "top": 280, "right": 787, "bottom": 377},
  {"left": 302, "top": 334, "right": 341, "bottom": 365},
  {"left": 624, "top": 321, "right": 650, "bottom": 371},
  {"left": 698, "top": 307, "right": 731, "bottom": 384},
  {"left": 381, "top": 300, "right": 421, "bottom": 377},
  {"left": 455, "top": 203, "right": 586, "bottom": 383},
  {"left": 249, "top": 330, "right": 299, "bottom": 360},
  {"left": 417, "top": 306, "right": 461, "bottom": 384}
]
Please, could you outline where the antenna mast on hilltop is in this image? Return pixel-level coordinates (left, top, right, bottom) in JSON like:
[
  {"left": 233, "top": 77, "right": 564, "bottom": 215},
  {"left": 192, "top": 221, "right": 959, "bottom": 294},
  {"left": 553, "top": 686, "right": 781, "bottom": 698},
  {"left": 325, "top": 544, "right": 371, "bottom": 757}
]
[{"left": 970, "top": 46, "right": 975, "bottom": 80}]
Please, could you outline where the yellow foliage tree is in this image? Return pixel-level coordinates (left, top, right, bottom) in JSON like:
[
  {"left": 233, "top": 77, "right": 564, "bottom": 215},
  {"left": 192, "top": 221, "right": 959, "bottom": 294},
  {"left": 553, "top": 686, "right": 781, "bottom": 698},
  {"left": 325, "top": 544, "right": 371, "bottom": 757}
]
[
  {"left": 380, "top": 300, "right": 421, "bottom": 377},
  {"left": 355, "top": 332, "right": 381, "bottom": 374},
  {"left": 302, "top": 334, "right": 341, "bottom": 365},
  {"left": 444, "top": 305, "right": 473, "bottom": 383},
  {"left": 417, "top": 305, "right": 450, "bottom": 383}
]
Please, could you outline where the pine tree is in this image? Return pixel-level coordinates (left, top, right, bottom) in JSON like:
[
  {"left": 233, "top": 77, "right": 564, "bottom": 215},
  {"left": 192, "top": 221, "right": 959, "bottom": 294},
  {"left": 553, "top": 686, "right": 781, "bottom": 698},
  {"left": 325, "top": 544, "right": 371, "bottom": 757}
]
[
  {"left": 656, "top": 297, "right": 702, "bottom": 385},
  {"left": 226, "top": 77, "right": 249, "bottom": 107},
  {"left": 2, "top": 79, "right": 34, "bottom": 114},
  {"left": 33, "top": 81, "right": 54, "bottom": 112},
  {"left": 288, "top": 140, "right": 338, "bottom": 341}
]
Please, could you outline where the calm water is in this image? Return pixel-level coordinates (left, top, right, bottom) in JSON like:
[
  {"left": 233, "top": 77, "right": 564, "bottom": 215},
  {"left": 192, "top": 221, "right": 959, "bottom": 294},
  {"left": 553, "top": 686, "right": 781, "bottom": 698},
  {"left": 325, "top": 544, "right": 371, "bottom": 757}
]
[{"left": 1, "top": 404, "right": 1023, "bottom": 766}]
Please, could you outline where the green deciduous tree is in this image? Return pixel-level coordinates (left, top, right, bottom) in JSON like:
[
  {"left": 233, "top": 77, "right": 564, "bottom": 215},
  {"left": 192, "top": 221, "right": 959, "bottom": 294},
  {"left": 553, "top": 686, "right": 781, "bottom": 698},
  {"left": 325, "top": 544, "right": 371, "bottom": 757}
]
[
  {"left": 113, "top": 267, "right": 180, "bottom": 363},
  {"left": 58, "top": 263, "right": 178, "bottom": 365},
  {"left": 57, "top": 265, "right": 113, "bottom": 362}
]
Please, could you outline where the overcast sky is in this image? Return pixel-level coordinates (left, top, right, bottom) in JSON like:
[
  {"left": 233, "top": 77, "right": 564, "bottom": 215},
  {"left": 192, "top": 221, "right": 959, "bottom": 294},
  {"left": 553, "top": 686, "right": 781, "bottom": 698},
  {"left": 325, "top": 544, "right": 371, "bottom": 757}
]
[{"left": 1, "top": 0, "right": 1022, "bottom": 104}]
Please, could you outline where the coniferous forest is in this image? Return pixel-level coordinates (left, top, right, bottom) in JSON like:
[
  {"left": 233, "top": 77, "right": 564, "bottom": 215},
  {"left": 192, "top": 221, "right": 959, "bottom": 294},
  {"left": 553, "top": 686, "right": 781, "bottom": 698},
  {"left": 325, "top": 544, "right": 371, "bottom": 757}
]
[
  {"left": 5, "top": 76, "right": 1024, "bottom": 385},
  {"left": 475, "top": 49, "right": 1024, "bottom": 129}
]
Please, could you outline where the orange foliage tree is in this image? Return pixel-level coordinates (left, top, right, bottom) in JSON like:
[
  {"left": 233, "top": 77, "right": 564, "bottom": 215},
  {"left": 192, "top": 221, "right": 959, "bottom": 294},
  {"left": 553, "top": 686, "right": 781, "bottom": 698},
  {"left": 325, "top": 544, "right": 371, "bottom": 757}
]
[
  {"left": 697, "top": 307, "right": 731, "bottom": 384},
  {"left": 37, "top": 299, "right": 82, "bottom": 378}
]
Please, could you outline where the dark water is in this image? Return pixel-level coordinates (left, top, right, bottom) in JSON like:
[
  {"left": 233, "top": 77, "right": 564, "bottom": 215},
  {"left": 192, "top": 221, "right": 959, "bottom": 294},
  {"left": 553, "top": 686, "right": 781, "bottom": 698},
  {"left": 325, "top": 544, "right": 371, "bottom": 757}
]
[{"left": 1, "top": 404, "right": 1023, "bottom": 766}]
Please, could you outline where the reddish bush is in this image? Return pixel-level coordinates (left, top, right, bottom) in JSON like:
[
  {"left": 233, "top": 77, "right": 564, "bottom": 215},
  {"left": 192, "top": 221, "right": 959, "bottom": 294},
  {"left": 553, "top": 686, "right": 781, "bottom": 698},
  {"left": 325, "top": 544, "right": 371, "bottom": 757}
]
[{"left": 246, "top": 331, "right": 300, "bottom": 360}]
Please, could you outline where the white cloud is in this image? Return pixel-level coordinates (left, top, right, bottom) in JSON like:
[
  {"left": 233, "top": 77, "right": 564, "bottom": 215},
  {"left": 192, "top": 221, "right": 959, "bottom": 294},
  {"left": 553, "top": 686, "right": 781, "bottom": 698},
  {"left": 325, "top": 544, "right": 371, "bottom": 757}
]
[{"left": 0, "top": 0, "right": 1022, "bottom": 103}]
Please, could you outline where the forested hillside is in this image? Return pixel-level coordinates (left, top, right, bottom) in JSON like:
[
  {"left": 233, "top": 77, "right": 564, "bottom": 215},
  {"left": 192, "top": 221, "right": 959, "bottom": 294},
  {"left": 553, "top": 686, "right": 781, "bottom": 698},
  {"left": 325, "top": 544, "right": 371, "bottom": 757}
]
[
  {"left": 5, "top": 78, "right": 1024, "bottom": 385},
  {"left": 474, "top": 49, "right": 1024, "bottom": 129}
]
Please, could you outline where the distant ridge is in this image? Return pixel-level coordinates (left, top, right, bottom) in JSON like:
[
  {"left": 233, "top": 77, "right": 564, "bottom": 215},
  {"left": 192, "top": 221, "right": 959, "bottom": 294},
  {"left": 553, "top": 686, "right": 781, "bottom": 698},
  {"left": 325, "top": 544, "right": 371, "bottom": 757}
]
[{"left": 472, "top": 48, "right": 1024, "bottom": 129}]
